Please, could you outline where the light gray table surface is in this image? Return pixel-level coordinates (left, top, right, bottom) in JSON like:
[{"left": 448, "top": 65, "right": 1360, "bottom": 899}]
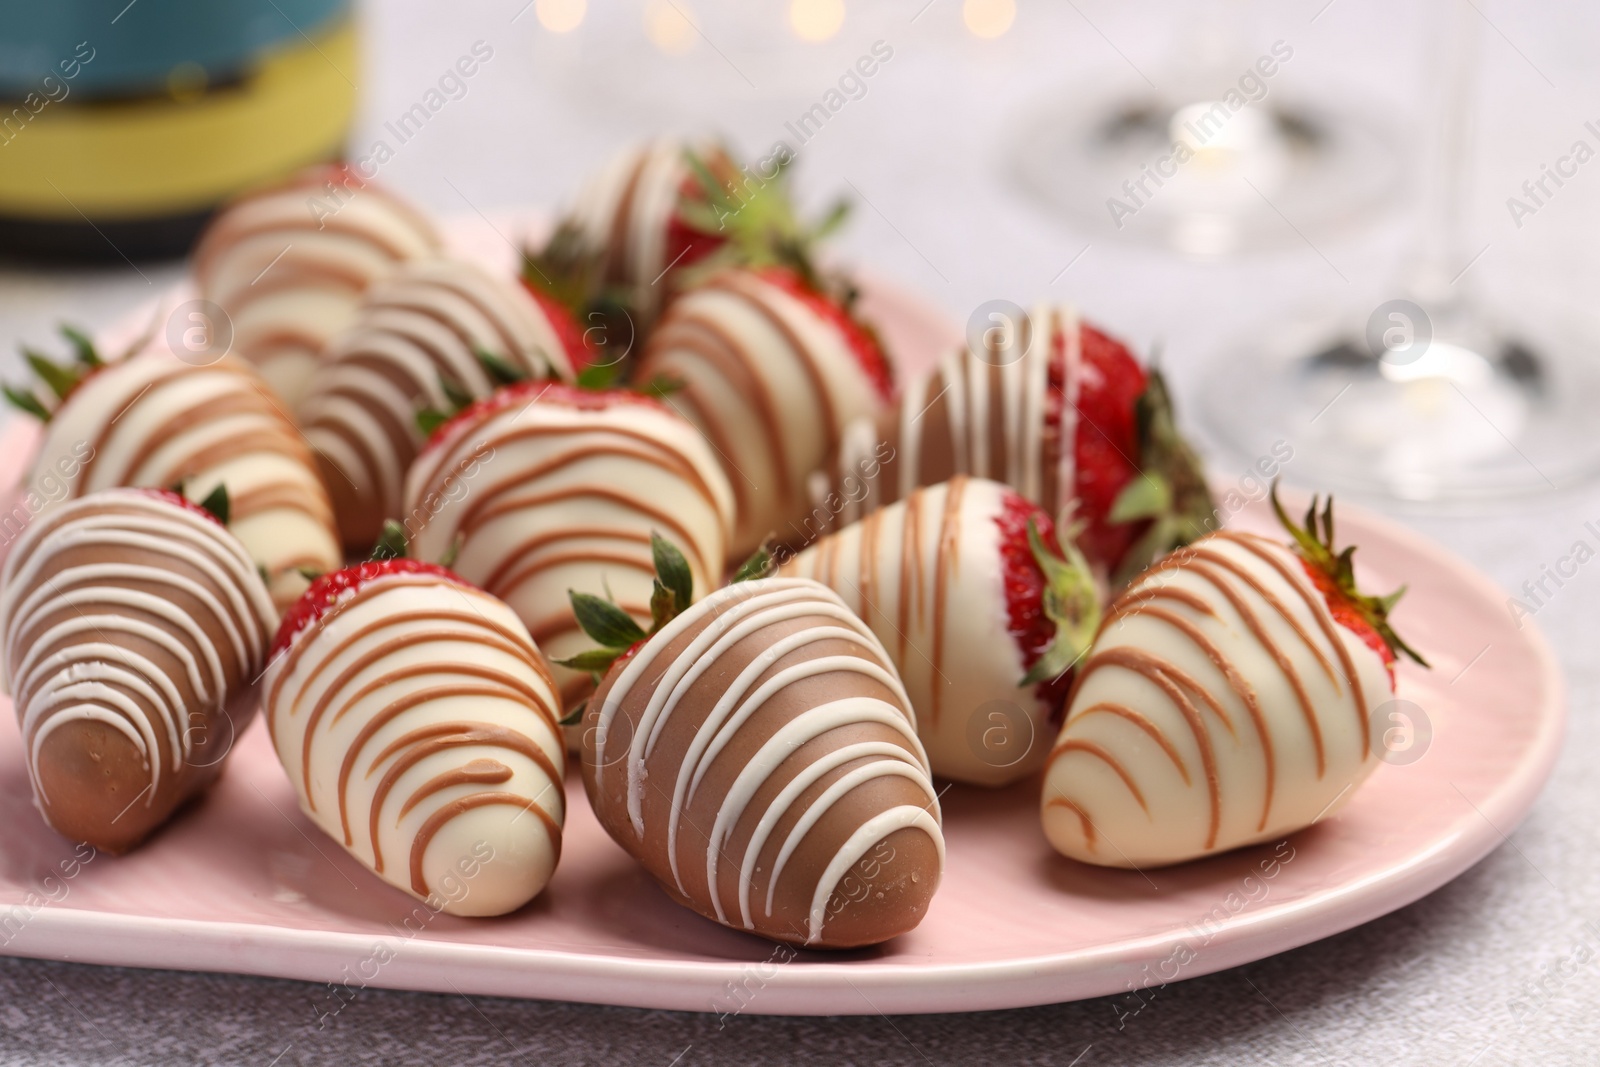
[{"left": 3, "top": 1, "right": 1600, "bottom": 1063}]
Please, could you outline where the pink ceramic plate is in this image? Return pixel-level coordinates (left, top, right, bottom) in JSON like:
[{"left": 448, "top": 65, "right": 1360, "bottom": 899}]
[{"left": 0, "top": 220, "right": 1564, "bottom": 1015}]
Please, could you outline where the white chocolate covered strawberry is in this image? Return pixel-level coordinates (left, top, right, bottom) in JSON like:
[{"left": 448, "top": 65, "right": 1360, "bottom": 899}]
[
  {"left": 402, "top": 382, "right": 734, "bottom": 707},
  {"left": 781, "top": 476, "right": 1100, "bottom": 786},
  {"left": 636, "top": 266, "right": 893, "bottom": 559},
  {"left": 192, "top": 165, "right": 441, "bottom": 407},
  {"left": 1042, "top": 490, "right": 1427, "bottom": 868},
  {"left": 817, "top": 304, "right": 1211, "bottom": 581},
  {"left": 6, "top": 331, "right": 340, "bottom": 613},
  {"left": 299, "top": 257, "right": 584, "bottom": 550},
  {"left": 265, "top": 555, "right": 566, "bottom": 916}
]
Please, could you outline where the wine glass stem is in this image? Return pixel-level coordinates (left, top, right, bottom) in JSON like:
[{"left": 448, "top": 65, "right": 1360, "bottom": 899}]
[{"left": 1408, "top": 0, "right": 1480, "bottom": 309}]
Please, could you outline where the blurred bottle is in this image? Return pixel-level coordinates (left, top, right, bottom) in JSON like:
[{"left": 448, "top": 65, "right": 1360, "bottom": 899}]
[{"left": 0, "top": 0, "right": 356, "bottom": 263}]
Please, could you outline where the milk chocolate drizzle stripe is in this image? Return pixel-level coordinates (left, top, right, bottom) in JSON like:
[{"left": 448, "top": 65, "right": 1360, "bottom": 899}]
[
  {"left": 648, "top": 315, "right": 792, "bottom": 504},
  {"left": 1054, "top": 738, "right": 1150, "bottom": 814},
  {"left": 1126, "top": 604, "right": 1275, "bottom": 829},
  {"left": 409, "top": 791, "right": 562, "bottom": 897},
  {"left": 367, "top": 727, "right": 558, "bottom": 871},
  {"left": 1183, "top": 553, "right": 1325, "bottom": 775},
  {"left": 1072, "top": 647, "right": 1223, "bottom": 849},
  {"left": 1045, "top": 796, "right": 1097, "bottom": 849},
  {"left": 267, "top": 592, "right": 536, "bottom": 714},
  {"left": 1063, "top": 703, "right": 1190, "bottom": 786},
  {"left": 304, "top": 652, "right": 555, "bottom": 808},
  {"left": 334, "top": 683, "right": 539, "bottom": 842},
  {"left": 1216, "top": 531, "right": 1371, "bottom": 753}
]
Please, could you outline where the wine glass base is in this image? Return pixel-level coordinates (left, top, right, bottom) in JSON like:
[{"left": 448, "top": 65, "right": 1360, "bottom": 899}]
[
  {"left": 1012, "top": 92, "right": 1403, "bottom": 257},
  {"left": 1199, "top": 305, "right": 1600, "bottom": 506}
]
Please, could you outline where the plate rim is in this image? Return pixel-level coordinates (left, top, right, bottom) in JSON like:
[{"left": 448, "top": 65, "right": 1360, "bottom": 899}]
[{"left": 0, "top": 431, "right": 1565, "bottom": 1014}]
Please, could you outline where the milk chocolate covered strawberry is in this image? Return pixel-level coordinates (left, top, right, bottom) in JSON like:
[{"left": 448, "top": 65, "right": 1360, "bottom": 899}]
[
  {"left": 0, "top": 488, "right": 276, "bottom": 853},
  {"left": 568, "top": 543, "right": 943, "bottom": 948}
]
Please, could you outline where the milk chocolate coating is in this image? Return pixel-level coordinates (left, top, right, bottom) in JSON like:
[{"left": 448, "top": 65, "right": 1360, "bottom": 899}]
[
  {"left": 1042, "top": 531, "right": 1392, "bottom": 868},
  {"left": 403, "top": 388, "right": 734, "bottom": 710},
  {"left": 635, "top": 270, "right": 890, "bottom": 559},
  {"left": 29, "top": 347, "right": 341, "bottom": 613},
  {"left": 782, "top": 477, "right": 1051, "bottom": 786},
  {"left": 0, "top": 489, "right": 277, "bottom": 853},
  {"left": 300, "top": 258, "right": 578, "bottom": 550},
  {"left": 264, "top": 570, "right": 566, "bottom": 917},
  {"left": 814, "top": 303, "right": 1081, "bottom": 539},
  {"left": 582, "top": 577, "right": 944, "bottom": 948},
  {"left": 193, "top": 166, "right": 441, "bottom": 409}
]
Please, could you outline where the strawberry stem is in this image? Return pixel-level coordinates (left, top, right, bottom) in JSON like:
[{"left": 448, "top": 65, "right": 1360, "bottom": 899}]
[
  {"left": 1269, "top": 481, "right": 1429, "bottom": 668},
  {"left": 557, "top": 531, "right": 698, "bottom": 678},
  {"left": 1108, "top": 368, "right": 1215, "bottom": 585},
  {"left": 1020, "top": 517, "right": 1103, "bottom": 687}
]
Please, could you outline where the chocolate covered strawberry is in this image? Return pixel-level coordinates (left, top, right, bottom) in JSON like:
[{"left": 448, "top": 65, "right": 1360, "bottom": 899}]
[
  {"left": 1042, "top": 485, "right": 1428, "bottom": 868},
  {"left": 535, "top": 138, "right": 835, "bottom": 324},
  {"left": 780, "top": 476, "right": 1101, "bottom": 786},
  {"left": 264, "top": 533, "right": 566, "bottom": 917},
  {"left": 815, "top": 303, "right": 1211, "bottom": 584},
  {"left": 5, "top": 328, "right": 341, "bottom": 613},
  {"left": 401, "top": 380, "right": 734, "bottom": 710},
  {"left": 563, "top": 538, "right": 944, "bottom": 949},
  {"left": 298, "top": 256, "right": 582, "bottom": 551},
  {"left": 636, "top": 263, "right": 894, "bottom": 559}
]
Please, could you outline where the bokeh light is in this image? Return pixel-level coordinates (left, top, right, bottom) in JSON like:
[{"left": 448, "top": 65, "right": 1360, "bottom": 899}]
[{"left": 789, "top": 0, "right": 845, "bottom": 42}]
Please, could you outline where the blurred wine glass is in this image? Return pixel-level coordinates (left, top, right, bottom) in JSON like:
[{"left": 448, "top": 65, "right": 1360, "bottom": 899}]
[
  {"left": 1010, "top": 0, "right": 1402, "bottom": 257},
  {"left": 1198, "top": 0, "right": 1600, "bottom": 503}
]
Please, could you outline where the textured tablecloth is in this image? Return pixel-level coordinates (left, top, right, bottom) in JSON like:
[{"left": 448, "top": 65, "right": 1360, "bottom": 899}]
[{"left": 3, "top": 1, "right": 1599, "bottom": 1063}]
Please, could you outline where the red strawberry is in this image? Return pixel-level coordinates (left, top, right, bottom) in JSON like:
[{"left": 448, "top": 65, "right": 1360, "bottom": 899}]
[
  {"left": 757, "top": 266, "right": 895, "bottom": 403},
  {"left": 272, "top": 558, "right": 464, "bottom": 657},
  {"left": 781, "top": 476, "right": 1101, "bottom": 786},
  {"left": 1271, "top": 486, "right": 1429, "bottom": 686},
  {"left": 519, "top": 278, "right": 594, "bottom": 374},
  {"left": 817, "top": 309, "right": 1208, "bottom": 587},
  {"left": 1060, "top": 324, "right": 1148, "bottom": 572},
  {"left": 419, "top": 380, "right": 669, "bottom": 459}
]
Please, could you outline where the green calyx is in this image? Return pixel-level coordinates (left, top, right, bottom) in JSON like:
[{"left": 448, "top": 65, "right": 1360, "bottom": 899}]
[
  {"left": 369, "top": 519, "right": 410, "bottom": 562},
  {"left": 1108, "top": 368, "right": 1217, "bottom": 586},
  {"left": 197, "top": 484, "right": 230, "bottom": 526},
  {"left": 5, "top": 323, "right": 105, "bottom": 423},
  {"left": 556, "top": 532, "right": 696, "bottom": 680},
  {"left": 1269, "top": 482, "right": 1429, "bottom": 668},
  {"left": 674, "top": 146, "right": 849, "bottom": 294},
  {"left": 557, "top": 534, "right": 779, "bottom": 681},
  {"left": 1020, "top": 515, "right": 1103, "bottom": 688},
  {"left": 414, "top": 350, "right": 532, "bottom": 438}
]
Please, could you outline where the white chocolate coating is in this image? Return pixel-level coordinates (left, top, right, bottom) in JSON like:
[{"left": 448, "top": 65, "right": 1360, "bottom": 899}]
[
  {"left": 0, "top": 489, "right": 275, "bottom": 850},
  {"left": 193, "top": 167, "right": 441, "bottom": 408},
  {"left": 781, "top": 477, "right": 1050, "bottom": 786},
  {"left": 823, "top": 303, "right": 1081, "bottom": 531},
  {"left": 1042, "top": 531, "right": 1392, "bottom": 868},
  {"left": 568, "top": 138, "right": 701, "bottom": 319},
  {"left": 29, "top": 348, "right": 340, "bottom": 614},
  {"left": 300, "top": 258, "right": 577, "bottom": 550},
  {"left": 264, "top": 570, "right": 565, "bottom": 916},
  {"left": 638, "top": 270, "right": 889, "bottom": 558},
  {"left": 403, "top": 389, "right": 734, "bottom": 708}
]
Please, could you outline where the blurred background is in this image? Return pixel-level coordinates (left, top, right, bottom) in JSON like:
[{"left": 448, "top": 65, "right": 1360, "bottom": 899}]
[{"left": 5, "top": 0, "right": 1600, "bottom": 504}]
